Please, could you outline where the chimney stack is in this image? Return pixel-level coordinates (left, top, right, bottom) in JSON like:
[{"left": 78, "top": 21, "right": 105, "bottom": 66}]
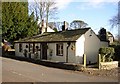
[
  {"left": 62, "top": 21, "right": 68, "bottom": 31},
  {"left": 41, "top": 19, "right": 44, "bottom": 29},
  {"left": 41, "top": 19, "right": 45, "bottom": 34}
]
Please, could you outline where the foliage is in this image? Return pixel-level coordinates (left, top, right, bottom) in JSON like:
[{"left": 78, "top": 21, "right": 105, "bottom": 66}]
[
  {"left": 109, "top": 43, "right": 120, "bottom": 61},
  {"left": 99, "top": 47, "right": 115, "bottom": 62},
  {"left": 0, "top": 2, "right": 1, "bottom": 35},
  {"left": 98, "top": 28, "right": 107, "bottom": 41},
  {"left": 53, "top": 28, "right": 58, "bottom": 32},
  {"left": 70, "top": 20, "right": 88, "bottom": 29},
  {"left": 26, "top": 12, "right": 38, "bottom": 37},
  {"left": 2, "top": 2, "right": 38, "bottom": 43}
]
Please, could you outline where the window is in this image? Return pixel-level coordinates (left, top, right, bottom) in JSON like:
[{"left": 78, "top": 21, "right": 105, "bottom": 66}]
[
  {"left": 19, "top": 43, "right": 22, "bottom": 52},
  {"left": 56, "top": 43, "right": 63, "bottom": 56},
  {"left": 26, "top": 45, "right": 28, "bottom": 48},
  {"left": 36, "top": 46, "right": 39, "bottom": 49}
]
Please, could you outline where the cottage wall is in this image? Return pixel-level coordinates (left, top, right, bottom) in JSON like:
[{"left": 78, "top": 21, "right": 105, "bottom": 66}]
[
  {"left": 15, "top": 43, "right": 25, "bottom": 57},
  {"left": 47, "top": 42, "right": 76, "bottom": 63},
  {"left": 47, "top": 43, "right": 66, "bottom": 62},
  {"left": 68, "top": 42, "right": 76, "bottom": 63},
  {"left": 75, "top": 35, "right": 85, "bottom": 64},
  {"left": 84, "top": 29, "right": 100, "bottom": 64},
  {"left": 15, "top": 43, "right": 41, "bottom": 59}
]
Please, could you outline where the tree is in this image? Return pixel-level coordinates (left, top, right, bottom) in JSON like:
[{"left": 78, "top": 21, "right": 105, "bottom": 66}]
[
  {"left": 2, "top": 2, "right": 38, "bottom": 43},
  {"left": 98, "top": 28, "right": 107, "bottom": 41},
  {"left": 109, "top": 15, "right": 118, "bottom": 28},
  {"left": 109, "top": 1, "right": 120, "bottom": 42},
  {"left": 29, "top": 0, "right": 58, "bottom": 33},
  {"left": 26, "top": 12, "right": 38, "bottom": 37},
  {"left": 48, "top": 21, "right": 66, "bottom": 31},
  {"left": 0, "top": 1, "right": 2, "bottom": 35},
  {"left": 70, "top": 20, "right": 88, "bottom": 29}
]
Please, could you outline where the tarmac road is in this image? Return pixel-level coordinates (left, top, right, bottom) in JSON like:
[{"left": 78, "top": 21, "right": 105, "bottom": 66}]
[{"left": 1, "top": 57, "right": 118, "bottom": 82}]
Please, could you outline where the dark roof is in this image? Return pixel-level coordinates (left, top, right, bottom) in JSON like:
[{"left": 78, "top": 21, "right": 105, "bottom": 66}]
[{"left": 15, "top": 28, "right": 90, "bottom": 43}]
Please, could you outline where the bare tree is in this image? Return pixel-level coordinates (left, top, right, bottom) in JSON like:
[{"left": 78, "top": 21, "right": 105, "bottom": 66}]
[
  {"left": 109, "top": 15, "right": 118, "bottom": 28},
  {"left": 109, "top": 1, "right": 120, "bottom": 42},
  {"left": 70, "top": 20, "right": 88, "bottom": 29},
  {"left": 48, "top": 21, "right": 69, "bottom": 31},
  {"left": 30, "top": 0, "right": 58, "bottom": 33}
]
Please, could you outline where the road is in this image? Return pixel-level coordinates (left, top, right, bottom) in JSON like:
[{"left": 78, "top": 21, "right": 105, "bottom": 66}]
[{"left": 1, "top": 57, "right": 118, "bottom": 82}]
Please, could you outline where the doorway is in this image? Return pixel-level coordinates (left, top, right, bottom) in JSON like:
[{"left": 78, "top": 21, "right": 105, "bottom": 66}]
[{"left": 41, "top": 43, "right": 47, "bottom": 60}]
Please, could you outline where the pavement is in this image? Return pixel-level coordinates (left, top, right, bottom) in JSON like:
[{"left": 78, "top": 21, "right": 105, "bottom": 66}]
[{"left": 1, "top": 57, "right": 119, "bottom": 82}]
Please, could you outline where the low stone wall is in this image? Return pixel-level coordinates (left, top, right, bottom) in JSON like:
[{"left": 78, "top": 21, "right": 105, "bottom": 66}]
[
  {"left": 100, "top": 61, "right": 118, "bottom": 70},
  {"left": 40, "top": 60, "right": 85, "bottom": 71},
  {"left": 2, "top": 55, "right": 85, "bottom": 71}
]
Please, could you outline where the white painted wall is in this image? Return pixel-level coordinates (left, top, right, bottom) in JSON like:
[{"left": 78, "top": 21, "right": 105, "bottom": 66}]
[
  {"left": 84, "top": 29, "right": 100, "bottom": 64},
  {"left": 47, "top": 43, "right": 66, "bottom": 62},
  {"left": 41, "top": 27, "right": 55, "bottom": 34},
  {"left": 68, "top": 42, "right": 76, "bottom": 63},
  {"left": 34, "top": 43, "right": 41, "bottom": 59},
  {"left": 108, "top": 37, "right": 113, "bottom": 44},
  {"left": 47, "top": 42, "right": 76, "bottom": 63},
  {"left": 15, "top": 43, "right": 24, "bottom": 57},
  {"left": 15, "top": 43, "right": 41, "bottom": 59},
  {"left": 100, "top": 41, "right": 108, "bottom": 47},
  {"left": 75, "top": 35, "right": 85, "bottom": 63}
]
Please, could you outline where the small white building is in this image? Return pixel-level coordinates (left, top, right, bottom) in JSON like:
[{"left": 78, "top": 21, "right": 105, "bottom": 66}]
[
  {"left": 14, "top": 28, "right": 108, "bottom": 64},
  {"left": 107, "top": 32, "right": 114, "bottom": 44}
]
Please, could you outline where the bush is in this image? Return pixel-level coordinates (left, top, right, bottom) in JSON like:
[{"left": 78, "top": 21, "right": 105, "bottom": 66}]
[
  {"left": 109, "top": 44, "right": 120, "bottom": 61},
  {"left": 99, "top": 47, "right": 115, "bottom": 62}
]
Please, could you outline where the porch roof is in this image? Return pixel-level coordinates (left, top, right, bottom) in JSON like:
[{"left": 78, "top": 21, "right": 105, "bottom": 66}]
[{"left": 15, "top": 28, "right": 90, "bottom": 43}]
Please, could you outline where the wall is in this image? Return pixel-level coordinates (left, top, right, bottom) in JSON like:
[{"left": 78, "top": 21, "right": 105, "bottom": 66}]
[
  {"left": 75, "top": 35, "right": 85, "bottom": 64},
  {"left": 100, "top": 41, "right": 108, "bottom": 47},
  {"left": 109, "top": 37, "right": 114, "bottom": 44},
  {"left": 47, "top": 42, "right": 76, "bottom": 63},
  {"left": 47, "top": 43, "right": 66, "bottom": 62},
  {"left": 41, "top": 27, "right": 55, "bottom": 34},
  {"left": 100, "top": 61, "right": 118, "bottom": 70},
  {"left": 84, "top": 29, "right": 100, "bottom": 64},
  {"left": 68, "top": 42, "right": 76, "bottom": 63},
  {"left": 15, "top": 43, "right": 24, "bottom": 57},
  {"left": 15, "top": 43, "right": 41, "bottom": 59}
]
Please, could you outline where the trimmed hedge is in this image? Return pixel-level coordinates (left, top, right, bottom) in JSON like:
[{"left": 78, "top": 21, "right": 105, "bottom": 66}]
[{"left": 99, "top": 47, "right": 115, "bottom": 62}]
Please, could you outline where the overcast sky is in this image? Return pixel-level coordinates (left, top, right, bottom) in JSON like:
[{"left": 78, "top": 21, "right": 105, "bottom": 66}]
[{"left": 29, "top": 0, "right": 119, "bottom": 37}]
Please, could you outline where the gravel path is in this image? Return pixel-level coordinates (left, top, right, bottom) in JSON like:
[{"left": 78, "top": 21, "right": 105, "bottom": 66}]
[{"left": 76, "top": 67, "right": 119, "bottom": 80}]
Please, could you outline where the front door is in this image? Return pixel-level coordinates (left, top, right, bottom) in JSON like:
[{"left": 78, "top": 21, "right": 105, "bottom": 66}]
[{"left": 41, "top": 43, "right": 47, "bottom": 60}]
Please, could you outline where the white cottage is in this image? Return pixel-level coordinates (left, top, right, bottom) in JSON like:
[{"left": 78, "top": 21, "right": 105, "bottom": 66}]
[{"left": 14, "top": 28, "right": 108, "bottom": 64}]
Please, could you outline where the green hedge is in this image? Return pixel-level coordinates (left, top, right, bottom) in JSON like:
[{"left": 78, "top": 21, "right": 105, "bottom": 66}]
[
  {"left": 99, "top": 47, "right": 115, "bottom": 62},
  {"left": 109, "top": 44, "right": 120, "bottom": 61}
]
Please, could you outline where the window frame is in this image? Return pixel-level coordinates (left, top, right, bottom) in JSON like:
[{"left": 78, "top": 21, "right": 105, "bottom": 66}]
[
  {"left": 56, "top": 43, "right": 63, "bottom": 56},
  {"left": 19, "top": 43, "right": 22, "bottom": 52}
]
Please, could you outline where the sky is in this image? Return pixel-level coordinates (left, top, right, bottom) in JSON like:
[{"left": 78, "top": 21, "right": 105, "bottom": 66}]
[{"left": 29, "top": 0, "right": 119, "bottom": 37}]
